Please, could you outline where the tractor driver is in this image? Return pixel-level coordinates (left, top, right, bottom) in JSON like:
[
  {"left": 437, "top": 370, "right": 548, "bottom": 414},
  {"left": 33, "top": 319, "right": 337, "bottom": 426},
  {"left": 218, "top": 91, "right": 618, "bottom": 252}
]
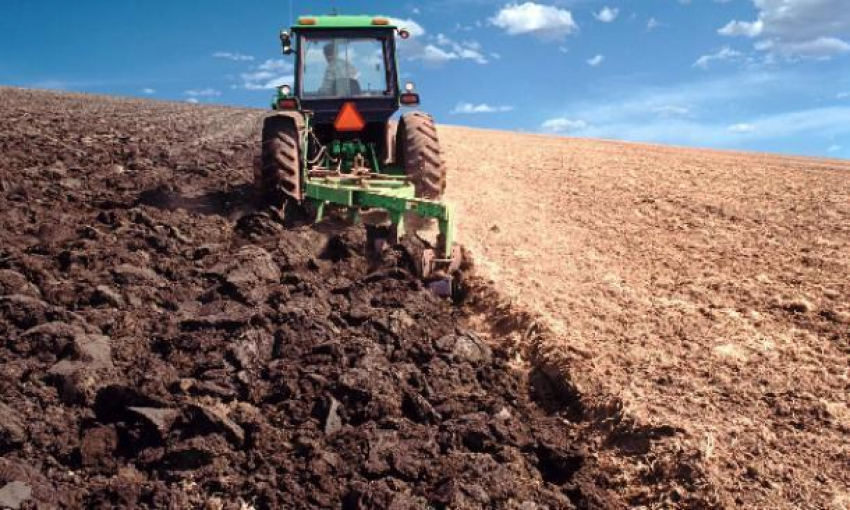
[{"left": 319, "top": 43, "right": 361, "bottom": 96}]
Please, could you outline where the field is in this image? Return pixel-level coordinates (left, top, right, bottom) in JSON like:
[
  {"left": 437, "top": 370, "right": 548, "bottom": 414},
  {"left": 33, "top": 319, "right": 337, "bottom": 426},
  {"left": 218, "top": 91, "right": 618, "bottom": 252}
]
[
  {"left": 0, "top": 87, "right": 848, "bottom": 509},
  {"left": 444, "top": 128, "right": 850, "bottom": 509}
]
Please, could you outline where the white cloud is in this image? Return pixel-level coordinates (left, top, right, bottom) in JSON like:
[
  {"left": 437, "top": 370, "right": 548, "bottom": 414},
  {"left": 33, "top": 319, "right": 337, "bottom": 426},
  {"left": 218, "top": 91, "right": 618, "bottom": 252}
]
[
  {"left": 718, "top": 19, "right": 764, "bottom": 37},
  {"left": 392, "top": 18, "right": 488, "bottom": 66},
  {"left": 141, "top": 88, "right": 156, "bottom": 95},
  {"left": 389, "top": 18, "right": 425, "bottom": 38},
  {"left": 418, "top": 45, "right": 459, "bottom": 64},
  {"left": 654, "top": 105, "right": 691, "bottom": 117},
  {"left": 719, "top": 0, "right": 850, "bottom": 58},
  {"left": 491, "top": 2, "right": 578, "bottom": 41},
  {"left": 693, "top": 46, "right": 744, "bottom": 68},
  {"left": 729, "top": 123, "right": 756, "bottom": 134},
  {"left": 595, "top": 7, "right": 619, "bottom": 23},
  {"left": 542, "top": 118, "right": 588, "bottom": 133},
  {"left": 827, "top": 144, "right": 842, "bottom": 152},
  {"left": 647, "top": 17, "right": 662, "bottom": 30},
  {"left": 757, "top": 37, "right": 850, "bottom": 58},
  {"left": 242, "top": 71, "right": 294, "bottom": 90},
  {"left": 213, "top": 52, "right": 255, "bottom": 62},
  {"left": 587, "top": 55, "right": 605, "bottom": 66},
  {"left": 257, "top": 59, "right": 290, "bottom": 71},
  {"left": 541, "top": 70, "right": 850, "bottom": 152},
  {"left": 838, "top": 92, "right": 850, "bottom": 99},
  {"left": 186, "top": 98, "right": 199, "bottom": 104},
  {"left": 452, "top": 102, "right": 514, "bottom": 114},
  {"left": 239, "top": 59, "right": 294, "bottom": 90},
  {"left": 410, "top": 34, "right": 488, "bottom": 65},
  {"left": 184, "top": 88, "right": 220, "bottom": 98}
]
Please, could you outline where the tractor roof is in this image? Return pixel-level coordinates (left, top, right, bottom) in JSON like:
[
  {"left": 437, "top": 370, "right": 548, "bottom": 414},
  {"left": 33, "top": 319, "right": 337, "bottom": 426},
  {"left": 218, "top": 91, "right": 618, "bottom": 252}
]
[{"left": 292, "top": 15, "right": 397, "bottom": 30}]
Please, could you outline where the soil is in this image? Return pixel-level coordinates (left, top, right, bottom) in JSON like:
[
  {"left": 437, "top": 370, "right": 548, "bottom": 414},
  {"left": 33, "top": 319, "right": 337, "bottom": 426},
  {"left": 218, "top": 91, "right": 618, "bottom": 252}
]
[
  {"left": 5, "top": 87, "right": 843, "bottom": 510},
  {"left": 443, "top": 127, "right": 850, "bottom": 510},
  {"left": 0, "top": 88, "right": 622, "bottom": 509}
]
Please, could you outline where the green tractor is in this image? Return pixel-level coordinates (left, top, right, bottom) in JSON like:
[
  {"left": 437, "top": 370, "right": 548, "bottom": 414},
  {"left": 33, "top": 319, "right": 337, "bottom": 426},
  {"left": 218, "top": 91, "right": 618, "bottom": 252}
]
[{"left": 256, "top": 14, "right": 460, "bottom": 293}]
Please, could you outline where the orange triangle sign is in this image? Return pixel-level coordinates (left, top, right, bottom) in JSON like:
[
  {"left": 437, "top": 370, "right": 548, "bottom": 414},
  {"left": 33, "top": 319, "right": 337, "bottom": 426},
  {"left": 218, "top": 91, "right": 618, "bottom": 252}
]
[{"left": 334, "top": 102, "right": 366, "bottom": 132}]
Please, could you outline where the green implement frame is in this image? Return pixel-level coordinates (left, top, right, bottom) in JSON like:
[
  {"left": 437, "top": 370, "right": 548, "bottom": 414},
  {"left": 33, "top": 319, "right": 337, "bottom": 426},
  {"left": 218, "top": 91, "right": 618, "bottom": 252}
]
[{"left": 305, "top": 174, "right": 455, "bottom": 259}]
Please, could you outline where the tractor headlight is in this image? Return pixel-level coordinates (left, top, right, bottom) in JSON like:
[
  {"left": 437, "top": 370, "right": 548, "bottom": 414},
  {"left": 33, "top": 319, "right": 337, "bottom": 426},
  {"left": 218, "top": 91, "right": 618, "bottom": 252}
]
[
  {"left": 404, "top": 82, "right": 415, "bottom": 93},
  {"left": 279, "top": 84, "right": 292, "bottom": 96}
]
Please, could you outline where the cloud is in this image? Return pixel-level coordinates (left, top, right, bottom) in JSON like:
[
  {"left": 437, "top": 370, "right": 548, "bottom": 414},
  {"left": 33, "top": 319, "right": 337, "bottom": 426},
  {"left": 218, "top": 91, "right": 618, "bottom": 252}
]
[
  {"left": 587, "top": 55, "right": 605, "bottom": 66},
  {"left": 756, "top": 37, "right": 850, "bottom": 58},
  {"left": 595, "top": 7, "right": 619, "bottom": 23},
  {"left": 213, "top": 52, "right": 255, "bottom": 62},
  {"left": 141, "top": 88, "right": 156, "bottom": 95},
  {"left": 719, "top": 0, "right": 850, "bottom": 58},
  {"left": 693, "top": 46, "right": 744, "bottom": 68},
  {"left": 408, "top": 34, "right": 488, "bottom": 65},
  {"left": 838, "top": 92, "right": 850, "bottom": 99},
  {"left": 391, "top": 18, "right": 488, "bottom": 66},
  {"left": 240, "top": 59, "right": 294, "bottom": 90},
  {"left": 654, "top": 105, "right": 691, "bottom": 117},
  {"left": 647, "top": 17, "right": 662, "bottom": 30},
  {"left": 718, "top": 19, "right": 764, "bottom": 37},
  {"left": 186, "top": 98, "right": 199, "bottom": 104},
  {"left": 490, "top": 2, "right": 578, "bottom": 41},
  {"left": 389, "top": 17, "right": 425, "bottom": 38},
  {"left": 452, "top": 102, "right": 514, "bottom": 114},
  {"left": 827, "top": 144, "right": 842, "bottom": 152},
  {"left": 540, "top": 70, "right": 850, "bottom": 153},
  {"left": 542, "top": 118, "right": 588, "bottom": 133},
  {"left": 184, "top": 88, "right": 220, "bottom": 98},
  {"left": 728, "top": 123, "right": 756, "bottom": 134}
]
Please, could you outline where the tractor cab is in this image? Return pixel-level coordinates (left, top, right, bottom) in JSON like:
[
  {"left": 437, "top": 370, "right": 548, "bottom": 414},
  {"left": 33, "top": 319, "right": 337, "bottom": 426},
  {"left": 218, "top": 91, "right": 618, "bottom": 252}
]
[{"left": 274, "top": 16, "right": 419, "bottom": 127}]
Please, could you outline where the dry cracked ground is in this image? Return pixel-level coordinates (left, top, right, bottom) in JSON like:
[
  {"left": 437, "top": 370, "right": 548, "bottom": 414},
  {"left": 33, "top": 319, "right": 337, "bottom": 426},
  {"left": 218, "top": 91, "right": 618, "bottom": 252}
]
[{"left": 0, "top": 87, "right": 847, "bottom": 509}]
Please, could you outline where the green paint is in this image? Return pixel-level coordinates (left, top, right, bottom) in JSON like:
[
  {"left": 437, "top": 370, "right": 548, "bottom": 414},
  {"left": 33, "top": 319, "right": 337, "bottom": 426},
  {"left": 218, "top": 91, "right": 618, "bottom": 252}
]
[
  {"left": 304, "top": 177, "right": 455, "bottom": 258},
  {"left": 294, "top": 15, "right": 398, "bottom": 30}
]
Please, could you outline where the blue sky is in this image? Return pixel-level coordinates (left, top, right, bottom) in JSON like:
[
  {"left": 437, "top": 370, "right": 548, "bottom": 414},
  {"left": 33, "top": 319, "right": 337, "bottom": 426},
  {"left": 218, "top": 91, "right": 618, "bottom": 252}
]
[{"left": 1, "top": 0, "right": 849, "bottom": 158}]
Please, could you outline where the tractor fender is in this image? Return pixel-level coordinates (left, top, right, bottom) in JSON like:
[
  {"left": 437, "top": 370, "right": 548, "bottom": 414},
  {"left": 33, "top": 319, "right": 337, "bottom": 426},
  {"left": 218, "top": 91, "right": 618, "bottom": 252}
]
[{"left": 262, "top": 111, "right": 307, "bottom": 135}]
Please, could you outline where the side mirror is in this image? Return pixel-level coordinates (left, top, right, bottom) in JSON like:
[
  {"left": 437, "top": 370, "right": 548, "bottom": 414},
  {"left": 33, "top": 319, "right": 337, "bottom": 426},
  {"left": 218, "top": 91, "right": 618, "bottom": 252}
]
[{"left": 280, "top": 31, "right": 293, "bottom": 55}]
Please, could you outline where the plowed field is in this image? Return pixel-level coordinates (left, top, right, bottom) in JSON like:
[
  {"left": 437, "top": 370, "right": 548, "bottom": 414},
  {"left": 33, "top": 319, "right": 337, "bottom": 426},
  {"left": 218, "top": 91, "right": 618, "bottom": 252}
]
[{"left": 1, "top": 87, "right": 847, "bottom": 509}]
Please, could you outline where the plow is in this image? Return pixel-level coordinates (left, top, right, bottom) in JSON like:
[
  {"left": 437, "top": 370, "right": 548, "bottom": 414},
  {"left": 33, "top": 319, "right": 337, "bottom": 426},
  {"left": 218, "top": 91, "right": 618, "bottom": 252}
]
[{"left": 256, "top": 14, "right": 461, "bottom": 295}]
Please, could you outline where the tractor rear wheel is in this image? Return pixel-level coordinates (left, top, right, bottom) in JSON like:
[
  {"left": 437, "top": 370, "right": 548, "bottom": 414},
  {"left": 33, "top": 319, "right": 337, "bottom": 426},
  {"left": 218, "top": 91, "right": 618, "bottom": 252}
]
[
  {"left": 258, "top": 116, "right": 301, "bottom": 206},
  {"left": 397, "top": 112, "right": 447, "bottom": 200}
]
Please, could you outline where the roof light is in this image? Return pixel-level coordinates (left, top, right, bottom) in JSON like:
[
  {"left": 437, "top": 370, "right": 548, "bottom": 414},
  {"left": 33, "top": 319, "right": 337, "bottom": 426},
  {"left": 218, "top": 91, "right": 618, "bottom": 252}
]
[
  {"left": 372, "top": 18, "right": 390, "bottom": 25},
  {"left": 334, "top": 102, "right": 366, "bottom": 132},
  {"left": 278, "top": 84, "right": 292, "bottom": 96},
  {"left": 404, "top": 82, "right": 415, "bottom": 93},
  {"left": 299, "top": 17, "right": 317, "bottom": 25}
]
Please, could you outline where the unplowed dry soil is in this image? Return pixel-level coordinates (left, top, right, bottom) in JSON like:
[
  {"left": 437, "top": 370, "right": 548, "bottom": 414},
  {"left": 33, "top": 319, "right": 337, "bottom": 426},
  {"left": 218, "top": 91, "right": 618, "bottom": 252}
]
[{"left": 444, "top": 128, "right": 850, "bottom": 510}]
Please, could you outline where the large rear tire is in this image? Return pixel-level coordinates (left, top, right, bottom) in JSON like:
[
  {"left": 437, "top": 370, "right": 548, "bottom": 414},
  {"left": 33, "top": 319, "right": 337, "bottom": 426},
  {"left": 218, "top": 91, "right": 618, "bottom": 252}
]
[
  {"left": 258, "top": 116, "right": 301, "bottom": 206},
  {"left": 397, "top": 112, "right": 447, "bottom": 200}
]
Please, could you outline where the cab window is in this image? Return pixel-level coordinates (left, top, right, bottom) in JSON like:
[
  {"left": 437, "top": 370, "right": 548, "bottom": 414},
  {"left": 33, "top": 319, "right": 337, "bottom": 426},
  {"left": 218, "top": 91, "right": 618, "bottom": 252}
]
[{"left": 301, "top": 37, "right": 389, "bottom": 98}]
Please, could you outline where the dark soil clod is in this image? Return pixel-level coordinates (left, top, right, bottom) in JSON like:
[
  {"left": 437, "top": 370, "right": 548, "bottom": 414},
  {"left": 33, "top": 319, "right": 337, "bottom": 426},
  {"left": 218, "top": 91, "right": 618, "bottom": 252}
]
[{"left": 0, "top": 88, "right": 614, "bottom": 509}]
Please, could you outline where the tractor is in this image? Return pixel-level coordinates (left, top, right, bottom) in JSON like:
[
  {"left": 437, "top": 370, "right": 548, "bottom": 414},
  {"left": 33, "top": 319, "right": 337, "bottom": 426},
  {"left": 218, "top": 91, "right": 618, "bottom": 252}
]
[{"left": 256, "top": 14, "right": 460, "bottom": 294}]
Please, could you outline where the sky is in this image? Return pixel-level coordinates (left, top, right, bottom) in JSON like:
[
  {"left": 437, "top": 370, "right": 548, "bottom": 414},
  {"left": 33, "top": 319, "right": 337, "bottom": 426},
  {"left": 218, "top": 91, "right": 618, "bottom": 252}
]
[{"left": 1, "top": 0, "right": 849, "bottom": 159}]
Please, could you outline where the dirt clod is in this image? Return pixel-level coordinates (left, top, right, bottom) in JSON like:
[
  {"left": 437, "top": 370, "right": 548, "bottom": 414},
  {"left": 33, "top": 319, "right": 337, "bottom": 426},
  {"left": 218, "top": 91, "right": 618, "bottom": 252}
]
[{"left": 0, "top": 89, "right": 615, "bottom": 508}]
